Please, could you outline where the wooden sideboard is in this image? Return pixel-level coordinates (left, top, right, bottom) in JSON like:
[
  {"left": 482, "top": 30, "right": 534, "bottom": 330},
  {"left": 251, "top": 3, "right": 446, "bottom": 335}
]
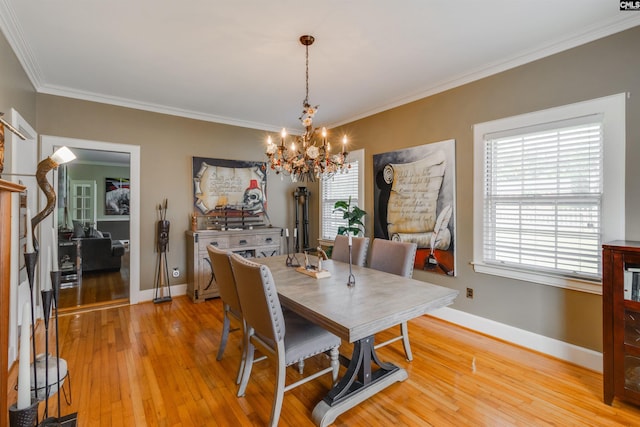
[
  {"left": 1, "top": 179, "right": 26, "bottom": 425},
  {"left": 185, "top": 228, "right": 282, "bottom": 302}
]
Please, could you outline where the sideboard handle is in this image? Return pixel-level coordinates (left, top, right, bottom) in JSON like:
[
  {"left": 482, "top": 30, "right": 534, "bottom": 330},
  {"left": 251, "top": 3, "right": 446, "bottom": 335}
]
[
  {"left": 211, "top": 241, "right": 218, "bottom": 247},
  {"left": 239, "top": 239, "right": 248, "bottom": 245},
  {"left": 265, "top": 237, "right": 273, "bottom": 243}
]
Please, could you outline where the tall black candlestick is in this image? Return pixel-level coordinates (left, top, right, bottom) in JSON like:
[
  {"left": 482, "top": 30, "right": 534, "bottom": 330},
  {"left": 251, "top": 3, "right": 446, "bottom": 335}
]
[
  {"left": 40, "top": 288, "right": 53, "bottom": 419},
  {"left": 51, "top": 270, "right": 62, "bottom": 419},
  {"left": 23, "top": 251, "right": 38, "bottom": 401}
]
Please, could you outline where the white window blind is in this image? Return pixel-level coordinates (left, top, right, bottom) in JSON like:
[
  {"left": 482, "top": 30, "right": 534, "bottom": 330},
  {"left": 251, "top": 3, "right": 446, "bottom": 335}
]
[
  {"left": 321, "top": 160, "right": 359, "bottom": 240},
  {"left": 482, "top": 116, "right": 603, "bottom": 280}
]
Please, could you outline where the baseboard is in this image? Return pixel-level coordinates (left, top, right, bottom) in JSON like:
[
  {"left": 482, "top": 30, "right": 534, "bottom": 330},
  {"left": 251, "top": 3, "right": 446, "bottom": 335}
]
[
  {"left": 428, "top": 307, "right": 603, "bottom": 373},
  {"left": 136, "top": 283, "right": 187, "bottom": 303}
]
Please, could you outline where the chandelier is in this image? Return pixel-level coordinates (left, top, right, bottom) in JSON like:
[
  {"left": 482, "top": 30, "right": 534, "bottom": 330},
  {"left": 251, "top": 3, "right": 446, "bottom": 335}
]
[{"left": 265, "top": 35, "right": 349, "bottom": 182}]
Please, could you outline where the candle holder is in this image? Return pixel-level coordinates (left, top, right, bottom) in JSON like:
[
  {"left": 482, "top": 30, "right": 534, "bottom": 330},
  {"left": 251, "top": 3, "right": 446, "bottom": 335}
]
[
  {"left": 8, "top": 400, "right": 38, "bottom": 427},
  {"left": 347, "top": 244, "right": 356, "bottom": 287},
  {"left": 285, "top": 235, "right": 300, "bottom": 267},
  {"left": 23, "top": 252, "right": 38, "bottom": 402},
  {"left": 50, "top": 271, "right": 64, "bottom": 415},
  {"left": 40, "top": 289, "right": 53, "bottom": 419}
]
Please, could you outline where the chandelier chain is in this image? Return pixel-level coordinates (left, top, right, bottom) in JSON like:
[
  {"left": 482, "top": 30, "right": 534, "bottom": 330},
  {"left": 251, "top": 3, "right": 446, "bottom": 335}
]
[{"left": 304, "top": 43, "right": 310, "bottom": 107}]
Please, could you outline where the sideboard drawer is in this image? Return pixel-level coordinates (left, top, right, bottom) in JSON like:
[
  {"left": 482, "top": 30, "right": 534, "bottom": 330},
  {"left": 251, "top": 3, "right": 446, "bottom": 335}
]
[
  {"left": 229, "top": 235, "right": 254, "bottom": 248},
  {"left": 199, "top": 236, "right": 229, "bottom": 251},
  {"left": 255, "top": 233, "right": 280, "bottom": 246}
]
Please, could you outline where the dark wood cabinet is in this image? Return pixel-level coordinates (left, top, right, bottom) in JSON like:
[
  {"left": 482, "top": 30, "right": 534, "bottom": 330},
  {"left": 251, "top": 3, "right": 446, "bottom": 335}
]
[{"left": 603, "top": 241, "right": 640, "bottom": 406}]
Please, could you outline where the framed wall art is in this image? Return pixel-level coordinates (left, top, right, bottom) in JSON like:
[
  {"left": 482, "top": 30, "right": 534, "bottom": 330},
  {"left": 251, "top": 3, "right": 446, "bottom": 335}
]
[
  {"left": 192, "top": 157, "right": 268, "bottom": 229},
  {"left": 105, "top": 177, "right": 130, "bottom": 215},
  {"left": 373, "top": 139, "right": 456, "bottom": 276}
]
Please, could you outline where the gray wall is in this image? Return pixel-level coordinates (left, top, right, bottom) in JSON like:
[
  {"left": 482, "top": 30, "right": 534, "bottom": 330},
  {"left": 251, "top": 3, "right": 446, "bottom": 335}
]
[{"left": 333, "top": 26, "right": 640, "bottom": 352}]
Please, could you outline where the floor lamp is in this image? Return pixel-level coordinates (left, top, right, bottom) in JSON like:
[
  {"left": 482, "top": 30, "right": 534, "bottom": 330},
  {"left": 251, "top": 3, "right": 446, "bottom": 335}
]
[{"left": 20, "top": 146, "right": 77, "bottom": 427}]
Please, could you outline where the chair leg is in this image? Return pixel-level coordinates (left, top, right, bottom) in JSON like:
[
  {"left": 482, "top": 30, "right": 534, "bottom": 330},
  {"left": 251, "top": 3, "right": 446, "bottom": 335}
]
[
  {"left": 236, "top": 319, "right": 247, "bottom": 384},
  {"left": 401, "top": 321, "right": 413, "bottom": 361},
  {"left": 297, "top": 360, "right": 304, "bottom": 374},
  {"left": 330, "top": 346, "right": 340, "bottom": 384},
  {"left": 217, "top": 305, "right": 231, "bottom": 361},
  {"left": 237, "top": 337, "right": 255, "bottom": 397},
  {"left": 269, "top": 357, "right": 287, "bottom": 427}
]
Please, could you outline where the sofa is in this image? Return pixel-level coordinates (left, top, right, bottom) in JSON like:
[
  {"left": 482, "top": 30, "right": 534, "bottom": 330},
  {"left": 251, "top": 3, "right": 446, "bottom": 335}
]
[{"left": 79, "top": 232, "right": 125, "bottom": 273}]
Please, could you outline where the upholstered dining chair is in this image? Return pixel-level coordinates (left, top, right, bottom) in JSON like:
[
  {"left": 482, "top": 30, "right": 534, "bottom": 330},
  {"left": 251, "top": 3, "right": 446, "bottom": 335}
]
[
  {"left": 368, "top": 238, "right": 418, "bottom": 361},
  {"left": 229, "top": 253, "right": 341, "bottom": 427},
  {"left": 207, "top": 245, "right": 247, "bottom": 384},
  {"left": 327, "top": 234, "right": 369, "bottom": 266}
]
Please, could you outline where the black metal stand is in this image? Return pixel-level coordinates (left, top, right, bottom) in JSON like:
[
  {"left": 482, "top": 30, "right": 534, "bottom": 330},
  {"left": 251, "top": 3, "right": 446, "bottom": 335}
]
[
  {"left": 293, "top": 187, "right": 310, "bottom": 252},
  {"left": 153, "top": 251, "right": 172, "bottom": 303},
  {"left": 154, "top": 218, "right": 172, "bottom": 303},
  {"left": 21, "top": 252, "right": 77, "bottom": 427},
  {"left": 37, "top": 278, "right": 77, "bottom": 426}
]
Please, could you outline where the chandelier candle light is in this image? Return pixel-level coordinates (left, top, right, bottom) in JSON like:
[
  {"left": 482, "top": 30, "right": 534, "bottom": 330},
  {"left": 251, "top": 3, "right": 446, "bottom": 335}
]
[{"left": 265, "top": 35, "right": 350, "bottom": 182}]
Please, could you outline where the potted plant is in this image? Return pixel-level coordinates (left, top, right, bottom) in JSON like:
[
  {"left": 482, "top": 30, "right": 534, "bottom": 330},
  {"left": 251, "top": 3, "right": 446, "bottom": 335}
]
[{"left": 333, "top": 196, "right": 366, "bottom": 236}]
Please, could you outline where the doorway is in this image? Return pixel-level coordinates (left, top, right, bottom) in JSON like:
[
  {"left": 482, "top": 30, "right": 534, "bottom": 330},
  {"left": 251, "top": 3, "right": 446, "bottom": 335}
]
[{"left": 40, "top": 136, "right": 141, "bottom": 310}]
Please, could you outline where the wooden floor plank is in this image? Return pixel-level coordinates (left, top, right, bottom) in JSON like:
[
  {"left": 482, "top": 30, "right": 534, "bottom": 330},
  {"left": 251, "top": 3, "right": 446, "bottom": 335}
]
[{"left": 8, "top": 295, "right": 640, "bottom": 426}]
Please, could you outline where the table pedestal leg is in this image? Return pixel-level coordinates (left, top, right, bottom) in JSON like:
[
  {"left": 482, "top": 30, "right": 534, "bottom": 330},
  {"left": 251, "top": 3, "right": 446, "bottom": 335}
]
[{"left": 311, "top": 335, "right": 408, "bottom": 427}]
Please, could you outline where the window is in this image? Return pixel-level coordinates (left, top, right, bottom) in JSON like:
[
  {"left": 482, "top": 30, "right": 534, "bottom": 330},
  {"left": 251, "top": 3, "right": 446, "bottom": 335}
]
[
  {"left": 473, "top": 94, "right": 625, "bottom": 293},
  {"left": 320, "top": 149, "right": 364, "bottom": 241}
]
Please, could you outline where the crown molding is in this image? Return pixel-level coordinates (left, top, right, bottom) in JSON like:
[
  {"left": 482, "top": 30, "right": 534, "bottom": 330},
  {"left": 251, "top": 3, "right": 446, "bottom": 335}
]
[
  {"left": 37, "top": 83, "right": 283, "bottom": 132},
  {"left": 0, "top": 0, "right": 43, "bottom": 89}
]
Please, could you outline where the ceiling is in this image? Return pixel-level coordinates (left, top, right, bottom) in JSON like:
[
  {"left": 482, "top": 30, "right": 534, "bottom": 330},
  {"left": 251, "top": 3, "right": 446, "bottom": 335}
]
[{"left": 1, "top": 1, "right": 639, "bottom": 134}]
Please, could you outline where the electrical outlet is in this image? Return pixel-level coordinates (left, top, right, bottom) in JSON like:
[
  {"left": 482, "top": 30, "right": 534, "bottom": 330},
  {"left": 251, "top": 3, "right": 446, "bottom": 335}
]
[
  {"left": 172, "top": 268, "right": 180, "bottom": 278},
  {"left": 466, "top": 287, "right": 474, "bottom": 299}
]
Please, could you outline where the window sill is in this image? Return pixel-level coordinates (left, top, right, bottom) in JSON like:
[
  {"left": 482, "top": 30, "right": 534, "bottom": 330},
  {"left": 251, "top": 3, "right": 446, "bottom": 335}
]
[
  {"left": 318, "top": 238, "right": 335, "bottom": 247},
  {"left": 472, "top": 262, "right": 602, "bottom": 295}
]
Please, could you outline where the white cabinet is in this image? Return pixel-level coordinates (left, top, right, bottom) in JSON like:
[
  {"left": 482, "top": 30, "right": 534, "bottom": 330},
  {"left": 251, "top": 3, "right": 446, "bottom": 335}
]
[{"left": 186, "top": 228, "right": 282, "bottom": 302}]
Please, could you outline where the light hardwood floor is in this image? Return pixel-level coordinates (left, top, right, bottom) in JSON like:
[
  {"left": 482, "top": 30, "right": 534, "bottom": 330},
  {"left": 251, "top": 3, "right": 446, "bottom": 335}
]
[
  {"left": 10, "top": 296, "right": 640, "bottom": 426},
  {"left": 58, "top": 252, "right": 130, "bottom": 311}
]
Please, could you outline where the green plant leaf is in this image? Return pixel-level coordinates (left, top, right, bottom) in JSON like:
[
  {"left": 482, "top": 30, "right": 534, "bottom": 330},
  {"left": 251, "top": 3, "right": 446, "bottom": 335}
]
[
  {"left": 333, "top": 200, "right": 349, "bottom": 210},
  {"left": 332, "top": 197, "right": 367, "bottom": 237}
]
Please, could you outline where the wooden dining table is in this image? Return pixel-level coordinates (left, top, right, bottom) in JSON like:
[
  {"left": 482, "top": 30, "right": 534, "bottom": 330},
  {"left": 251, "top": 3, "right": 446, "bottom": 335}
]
[{"left": 256, "top": 254, "right": 458, "bottom": 426}]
